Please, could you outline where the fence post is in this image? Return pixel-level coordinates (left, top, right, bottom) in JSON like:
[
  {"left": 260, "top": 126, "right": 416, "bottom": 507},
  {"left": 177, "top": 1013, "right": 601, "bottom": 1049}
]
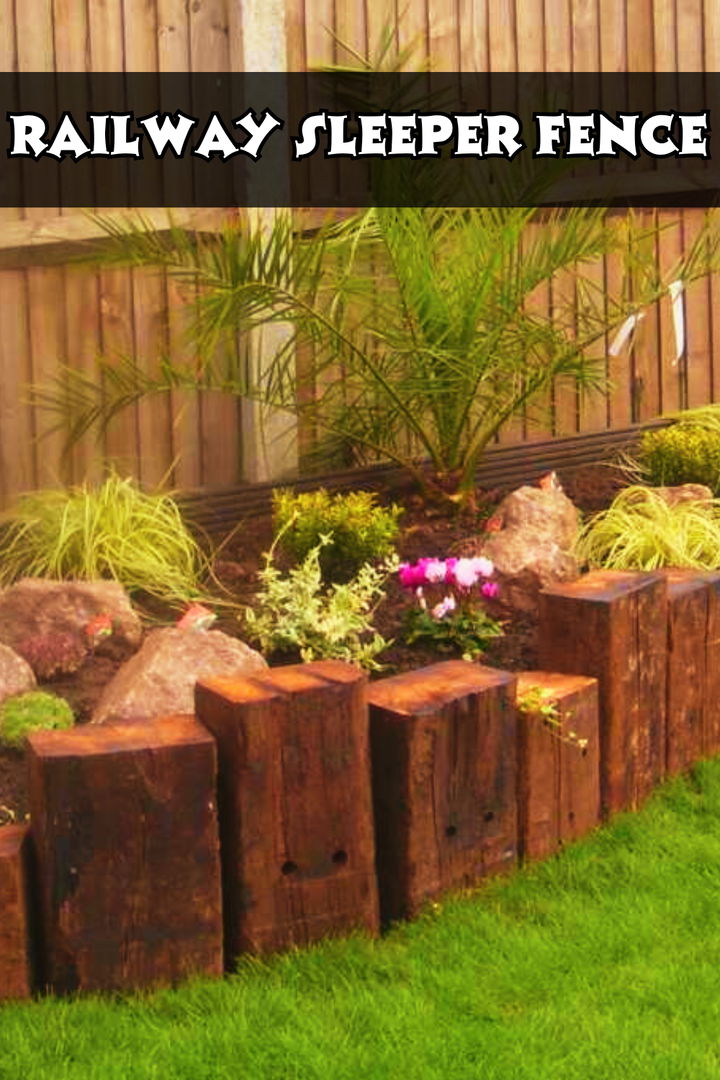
[
  {"left": 515, "top": 671, "right": 600, "bottom": 863},
  {"left": 195, "top": 660, "right": 379, "bottom": 962},
  {"left": 27, "top": 715, "right": 223, "bottom": 995},
  {"left": 367, "top": 661, "right": 517, "bottom": 925},
  {"left": 0, "top": 824, "right": 34, "bottom": 1000},
  {"left": 538, "top": 570, "right": 667, "bottom": 817}
]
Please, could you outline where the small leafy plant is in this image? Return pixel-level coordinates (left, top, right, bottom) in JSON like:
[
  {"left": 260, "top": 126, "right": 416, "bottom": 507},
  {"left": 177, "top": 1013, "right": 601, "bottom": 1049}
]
[
  {"left": 575, "top": 485, "right": 720, "bottom": 570},
  {"left": 0, "top": 471, "right": 210, "bottom": 606},
  {"left": 0, "top": 691, "right": 75, "bottom": 749},
  {"left": 271, "top": 488, "right": 402, "bottom": 581},
  {"left": 517, "top": 685, "right": 588, "bottom": 751},
  {"left": 637, "top": 423, "right": 720, "bottom": 494},
  {"left": 398, "top": 556, "right": 503, "bottom": 660},
  {"left": 244, "top": 534, "right": 398, "bottom": 670}
]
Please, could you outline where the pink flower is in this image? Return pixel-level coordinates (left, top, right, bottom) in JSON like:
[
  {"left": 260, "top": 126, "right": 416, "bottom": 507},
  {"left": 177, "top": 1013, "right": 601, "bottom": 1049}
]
[
  {"left": 444, "top": 557, "right": 458, "bottom": 583},
  {"left": 431, "top": 595, "right": 457, "bottom": 619},
  {"left": 399, "top": 562, "right": 425, "bottom": 588},
  {"left": 482, "top": 581, "right": 500, "bottom": 599}
]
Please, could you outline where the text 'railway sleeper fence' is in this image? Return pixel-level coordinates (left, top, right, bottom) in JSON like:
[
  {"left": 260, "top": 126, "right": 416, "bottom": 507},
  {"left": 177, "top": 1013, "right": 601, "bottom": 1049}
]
[{"left": 1, "top": 567, "right": 719, "bottom": 1001}]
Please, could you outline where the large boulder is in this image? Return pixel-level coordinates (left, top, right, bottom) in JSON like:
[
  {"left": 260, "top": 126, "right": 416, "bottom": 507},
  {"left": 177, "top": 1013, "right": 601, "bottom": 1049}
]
[
  {"left": 0, "top": 643, "right": 36, "bottom": 705},
  {"left": 0, "top": 579, "right": 143, "bottom": 659},
  {"left": 91, "top": 627, "right": 268, "bottom": 725},
  {"left": 459, "top": 482, "right": 581, "bottom": 614}
]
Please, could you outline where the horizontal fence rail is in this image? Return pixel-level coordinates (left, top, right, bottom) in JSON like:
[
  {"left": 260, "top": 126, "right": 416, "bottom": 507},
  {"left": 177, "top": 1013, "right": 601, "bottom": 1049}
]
[{"left": 176, "top": 419, "right": 668, "bottom": 532}]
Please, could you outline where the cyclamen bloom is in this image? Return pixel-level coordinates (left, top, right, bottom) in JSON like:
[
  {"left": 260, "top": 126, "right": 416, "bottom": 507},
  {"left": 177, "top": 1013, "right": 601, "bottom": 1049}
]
[
  {"left": 431, "top": 595, "right": 457, "bottom": 620},
  {"left": 423, "top": 558, "right": 447, "bottom": 584},
  {"left": 481, "top": 581, "right": 500, "bottom": 599},
  {"left": 451, "top": 558, "right": 482, "bottom": 589},
  {"left": 398, "top": 562, "right": 426, "bottom": 588}
]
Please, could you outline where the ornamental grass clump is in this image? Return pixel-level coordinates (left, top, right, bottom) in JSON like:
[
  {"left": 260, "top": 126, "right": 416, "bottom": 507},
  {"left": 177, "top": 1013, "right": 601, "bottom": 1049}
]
[
  {"left": 271, "top": 488, "right": 402, "bottom": 582},
  {"left": 0, "top": 472, "right": 210, "bottom": 606},
  {"left": 0, "top": 691, "right": 74, "bottom": 749},
  {"left": 398, "top": 555, "right": 503, "bottom": 660},
  {"left": 575, "top": 485, "right": 720, "bottom": 571},
  {"left": 244, "top": 534, "right": 398, "bottom": 670}
]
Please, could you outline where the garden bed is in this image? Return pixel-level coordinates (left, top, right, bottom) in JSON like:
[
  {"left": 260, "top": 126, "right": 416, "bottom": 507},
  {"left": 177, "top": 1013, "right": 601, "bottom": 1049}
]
[{"left": 0, "top": 462, "right": 622, "bottom": 826}]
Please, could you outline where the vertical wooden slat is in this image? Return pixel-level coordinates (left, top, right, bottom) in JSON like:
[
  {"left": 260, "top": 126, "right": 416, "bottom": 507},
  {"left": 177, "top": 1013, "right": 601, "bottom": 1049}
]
[
  {"left": 682, "top": 208, "right": 713, "bottom": 409},
  {"left": 0, "top": 1, "right": 34, "bottom": 504},
  {"left": 605, "top": 211, "right": 634, "bottom": 428},
  {"left": 157, "top": 0, "right": 201, "bottom": 488},
  {"left": 189, "top": 0, "right": 239, "bottom": 488},
  {"left": 657, "top": 210, "right": 685, "bottom": 414},
  {"left": 53, "top": 0, "right": 102, "bottom": 485}
]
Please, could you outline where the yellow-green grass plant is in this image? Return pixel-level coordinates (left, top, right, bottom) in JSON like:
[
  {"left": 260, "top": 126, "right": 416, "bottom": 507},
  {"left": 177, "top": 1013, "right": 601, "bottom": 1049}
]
[
  {"left": 575, "top": 485, "right": 720, "bottom": 571},
  {"left": 0, "top": 472, "right": 211, "bottom": 608}
]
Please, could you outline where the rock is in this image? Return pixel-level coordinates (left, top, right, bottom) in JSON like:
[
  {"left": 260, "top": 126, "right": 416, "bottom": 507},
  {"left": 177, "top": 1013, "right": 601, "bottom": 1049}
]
[
  {"left": 458, "top": 483, "right": 581, "bottom": 614},
  {"left": 0, "top": 580, "right": 142, "bottom": 660},
  {"left": 652, "top": 483, "right": 714, "bottom": 508},
  {"left": 91, "top": 627, "right": 268, "bottom": 725},
  {"left": 0, "top": 644, "right": 36, "bottom": 705}
]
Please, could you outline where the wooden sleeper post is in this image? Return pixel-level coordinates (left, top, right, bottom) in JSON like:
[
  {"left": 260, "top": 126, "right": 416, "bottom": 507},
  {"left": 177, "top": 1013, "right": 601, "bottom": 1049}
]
[
  {"left": 0, "top": 824, "right": 35, "bottom": 1000},
  {"left": 367, "top": 661, "right": 518, "bottom": 925},
  {"left": 195, "top": 660, "right": 379, "bottom": 962},
  {"left": 27, "top": 715, "right": 223, "bottom": 996},
  {"left": 538, "top": 570, "right": 667, "bottom": 817},
  {"left": 515, "top": 671, "right": 600, "bottom": 863}
]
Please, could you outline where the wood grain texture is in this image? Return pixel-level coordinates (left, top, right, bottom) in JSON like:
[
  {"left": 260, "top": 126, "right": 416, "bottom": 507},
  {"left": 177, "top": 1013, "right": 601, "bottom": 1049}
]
[
  {"left": 0, "top": 825, "right": 35, "bottom": 1000},
  {"left": 27, "top": 715, "right": 223, "bottom": 995},
  {"left": 195, "top": 660, "right": 379, "bottom": 960},
  {"left": 538, "top": 570, "right": 668, "bottom": 817},
  {"left": 367, "top": 661, "right": 518, "bottom": 924},
  {"left": 516, "top": 671, "right": 600, "bottom": 863}
]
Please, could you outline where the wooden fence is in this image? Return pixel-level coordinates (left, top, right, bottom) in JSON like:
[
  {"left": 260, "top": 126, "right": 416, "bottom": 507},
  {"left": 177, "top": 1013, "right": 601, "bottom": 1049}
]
[
  {"left": 0, "top": 0, "right": 718, "bottom": 508},
  {"left": 2, "top": 565, "right": 719, "bottom": 1000}
]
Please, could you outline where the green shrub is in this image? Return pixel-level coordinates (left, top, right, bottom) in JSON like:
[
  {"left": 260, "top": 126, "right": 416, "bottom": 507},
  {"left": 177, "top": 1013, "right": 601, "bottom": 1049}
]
[
  {"left": 638, "top": 425, "right": 720, "bottom": 494},
  {"left": 244, "top": 537, "right": 398, "bottom": 670},
  {"left": 271, "top": 488, "right": 402, "bottom": 581},
  {"left": 0, "top": 472, "right": 210, "bottom": 606},
  {"left": 0, "top": 691, "right": 74, "bottom": 749},
  {"left": 575, "top": 485, "right": 720, "bottom": 571}
]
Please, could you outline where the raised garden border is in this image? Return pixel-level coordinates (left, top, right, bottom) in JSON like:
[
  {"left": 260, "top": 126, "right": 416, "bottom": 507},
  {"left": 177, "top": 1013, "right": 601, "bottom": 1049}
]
[{"left": 1, "top": 566, "right": 715, "bottom": 1001}]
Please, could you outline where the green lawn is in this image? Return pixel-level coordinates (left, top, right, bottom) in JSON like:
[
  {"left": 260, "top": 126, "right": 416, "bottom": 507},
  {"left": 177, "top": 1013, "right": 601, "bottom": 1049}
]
[{"left": 4, "top": 761, "right": 720, "bottom": 1080}]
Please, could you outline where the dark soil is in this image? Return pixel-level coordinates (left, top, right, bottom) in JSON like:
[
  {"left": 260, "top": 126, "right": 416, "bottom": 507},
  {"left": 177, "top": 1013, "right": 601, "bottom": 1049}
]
[{"left": 0, "top": 462, "right": 621, "bottom": 825}]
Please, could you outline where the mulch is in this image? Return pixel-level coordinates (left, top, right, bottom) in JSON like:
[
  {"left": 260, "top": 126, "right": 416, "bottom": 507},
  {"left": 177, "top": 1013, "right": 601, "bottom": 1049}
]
[{"left": 0, "top": 462, "right": 621, "bottom": 825}]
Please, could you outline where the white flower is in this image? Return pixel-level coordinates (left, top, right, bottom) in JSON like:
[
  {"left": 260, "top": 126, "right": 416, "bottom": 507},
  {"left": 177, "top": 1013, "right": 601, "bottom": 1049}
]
[
  {"left": 471, "top": 556, "right": 494, "bottom": 578},
  {"left": 423, "top": 558, "right": 447, "bottom": 584},
  {"left": 453, "top": 558, "right": 481, "bottom": 589},
  {"left": 431, "top": 595, "right": 456, "bottom": 619}
]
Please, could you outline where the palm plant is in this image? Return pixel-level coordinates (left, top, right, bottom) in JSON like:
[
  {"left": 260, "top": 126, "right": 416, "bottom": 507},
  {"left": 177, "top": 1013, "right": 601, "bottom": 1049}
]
[{"left": 33, "top": 203, "right": 720, "bottom": 510}]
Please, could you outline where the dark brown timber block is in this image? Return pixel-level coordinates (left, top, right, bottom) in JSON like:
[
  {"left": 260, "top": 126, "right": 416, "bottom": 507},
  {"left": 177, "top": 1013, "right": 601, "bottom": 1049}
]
[
  {"left": 367, "top": 661, "right": 517, "bottom": 924},
  {"left": 0, "top": 825, "right": 34, "bottom": 999},
  {"left": 538, "top": 570, "right": 667, "bottom": 817},
  {"left": 195, "top": 660, "right": 379, "bottom": 960},
  {"left": 27, "top": 716, "right": 223, "bottom": 996},
  {"left": 515, "top": 671, "right": 600, "bottom": 863},
  {"left": 701, "top": 572, "right": 720, "bottom": 758},
  {"left": 662, "top": 570, "right": 718, "bottom": 775}
]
